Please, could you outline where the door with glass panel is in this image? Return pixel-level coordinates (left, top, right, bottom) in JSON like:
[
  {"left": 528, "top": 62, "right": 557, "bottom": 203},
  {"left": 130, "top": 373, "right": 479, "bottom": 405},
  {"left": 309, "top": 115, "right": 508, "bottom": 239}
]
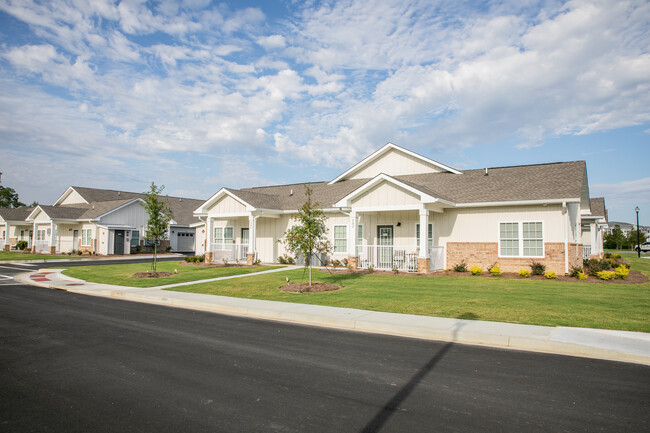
[{"left": 377, "top": 225, "right": 393, "bottom": 269}]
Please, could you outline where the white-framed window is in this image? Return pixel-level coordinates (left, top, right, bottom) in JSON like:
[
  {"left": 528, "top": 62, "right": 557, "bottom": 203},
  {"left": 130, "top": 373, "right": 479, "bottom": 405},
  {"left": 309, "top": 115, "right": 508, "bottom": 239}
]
[
  {"left": 131, "top": 230, "right": 140, "bottom": 248},
  {"left": 36, "top": 230, "right": 46, "bottom": 241},
  {"left": 499, "top": 222, "right": 544, "bottom": 257},
  {"left": 213, "top": 226, "right": 234, "bottom": 249},
  {"left": 334, "top": 225, "right": 347, "bottom": 253},
  {"left": 20, "top": 229, "right": 25, "bottom": 240},
  {"left": 357, "top": 224, "right": 363, "bottom": 246},
  {"left": 1, "top": 230, "right": 5, "bottom": 240},
  {"left": 416, "top": 223, "right": 433, "bottom": 249},
  {"left": 81, "top": 229, "right": 92, "bottom": 247}
]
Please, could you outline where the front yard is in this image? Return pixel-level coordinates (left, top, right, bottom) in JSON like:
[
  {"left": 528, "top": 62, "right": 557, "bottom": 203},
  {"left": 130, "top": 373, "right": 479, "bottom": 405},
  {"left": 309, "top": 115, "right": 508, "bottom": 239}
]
[
  {"left": 0, "top": 251, "right": 89, "bottom": 261},
  {"left": 62, "top": 261, "right": 283, "bottom": 288}
]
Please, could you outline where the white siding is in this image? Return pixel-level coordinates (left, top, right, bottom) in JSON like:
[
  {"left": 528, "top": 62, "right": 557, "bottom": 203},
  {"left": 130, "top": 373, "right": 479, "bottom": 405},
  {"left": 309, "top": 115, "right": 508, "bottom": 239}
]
[
  {"left": 357, "top": 211, "right": 420, "bottom": 248},
  {"left": 195, "top": 224, "right": 206, "bottom": 255},
  {"left": 209, "top": 196, "right": 247, "bottom": 215},
  {"left": 348, "top": 148, "right": 446, "bottom": 180},
  {"left": 59, "top": 189, "right": 87, "bottom": 205},
  {"left": 255, "top": 215, "right": 292, "bottom": 262},
  {"left": 352, "top": 181, "right": 421, "bottom": 207},
  {"left": 100, "top": 201, "right": 147, "bottom": 227}
]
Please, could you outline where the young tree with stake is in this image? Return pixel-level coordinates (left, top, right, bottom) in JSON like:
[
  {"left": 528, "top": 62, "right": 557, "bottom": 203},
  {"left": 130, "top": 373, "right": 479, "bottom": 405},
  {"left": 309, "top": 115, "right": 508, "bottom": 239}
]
[{"left": 142, "top": 183, "right": 173, "bottom": 274}]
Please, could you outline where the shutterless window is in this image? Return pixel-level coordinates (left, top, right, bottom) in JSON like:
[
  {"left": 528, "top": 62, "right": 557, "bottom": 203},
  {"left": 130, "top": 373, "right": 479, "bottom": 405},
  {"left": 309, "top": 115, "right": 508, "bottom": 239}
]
[
  {"left": 499, "top": 223, "right": 519, "bottom": 256},
  {"left": 131, "top": 230, "right": 140, "bottom": 247},
  {"left": 81, "top": 229, "right": 92, "bottom": 247},
  {"left": 213, "top": 227, "right": 233, "bottom": 248},
  {"left": 523, "top": 222, "right": 543, "bottom": 257},
  {"left": 416, "top": 223, "right": 433, "bottom": 249},
  {"left": 334, "top": 225, "right": 347, "bottom": 253}
]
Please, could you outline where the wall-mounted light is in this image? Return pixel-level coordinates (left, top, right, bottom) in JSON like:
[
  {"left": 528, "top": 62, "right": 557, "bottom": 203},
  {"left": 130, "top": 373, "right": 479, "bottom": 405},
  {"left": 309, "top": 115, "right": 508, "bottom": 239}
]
[{"left": 396, "top": 222, "right": 401, "bottom": 227}]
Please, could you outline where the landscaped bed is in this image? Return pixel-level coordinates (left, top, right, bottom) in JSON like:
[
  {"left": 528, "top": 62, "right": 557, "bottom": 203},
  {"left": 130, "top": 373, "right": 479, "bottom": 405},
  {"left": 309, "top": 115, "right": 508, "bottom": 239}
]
[
  {"left": 165, "top": 252, "right": 650, "bottom": 332},
  {"left": 62, "top": 261, "right": 283, "bottom": 288}
]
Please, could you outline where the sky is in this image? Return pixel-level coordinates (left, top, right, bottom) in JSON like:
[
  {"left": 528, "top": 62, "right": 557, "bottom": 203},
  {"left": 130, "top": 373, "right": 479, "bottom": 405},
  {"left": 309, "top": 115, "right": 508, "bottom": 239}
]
[{"left": 0, "top": 0, "right": 649, "bottom": 224}]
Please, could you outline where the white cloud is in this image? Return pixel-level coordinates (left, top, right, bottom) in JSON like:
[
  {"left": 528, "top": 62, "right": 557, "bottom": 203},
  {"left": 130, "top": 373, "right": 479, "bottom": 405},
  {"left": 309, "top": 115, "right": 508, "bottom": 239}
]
[{"left": 257, "top": 34, "right": 286, "bottom": 49}]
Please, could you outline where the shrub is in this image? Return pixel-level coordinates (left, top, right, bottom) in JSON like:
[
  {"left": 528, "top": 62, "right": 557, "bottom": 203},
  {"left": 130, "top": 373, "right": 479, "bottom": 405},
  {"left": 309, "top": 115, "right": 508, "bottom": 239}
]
[
  {"left": 587, "top": 258, "right": 612, "bottom": 276},
  {"left": 165, "top": 245, "right": 172, "bottom": 252},
  {"left": 330, "top": 259, "right": 342, "bottom": 267},
  {"left": 184, "top": 255, "right": 205, "bottom": 263},
  {"left": 489, "top": 265, "right": 502, "bottom": 276},
  {"left": 544, "top": 270, "right": 557, "bottom": 279},
  {"left": 253, "top": 259, "right": 261, "bottom": 265},
  {"left": 16, "top": 240, "right": 28, "bottom": 250},
  {"left": 278, "top": 256, "right": 287, "bottom": 264},
  {"left": 569, "top": 265, "right": 583, "bottom": 278},
  {"left": 453, "top": 260, "right": 468, "bottom": 272},
  {"left": 77, "top": 250, "right": 83, "bottom": 255},
  {"left": 597, "top": 270, "right": 615, "bottom": 280},
  {"left": 470, "top": 265, "right": 482, "bottom": 276},
  {"left": 342, "top": 258, "right": 348, "bottom": 267},
  {"left": 583, "top": 258, "right": 590, "bottom": 268},
  {"left": 615, "top": 264, "right": 629, "bottom": 280},
  {"left": 604, "top": 252, "right": 612, "bottom": 259},
  {"left": 392, "top": 268, "right": 399, "bottom": 274},
  {"left": 530, "top": 261, "right": 546, "bottom": 276},
  {"left": 518, "top": 268, "right": 530, "bottom": 278},
  {"left": 135, "top": 245, "right": 142, "bottom": 254},
  {"left": 577, "top": 271, "right": 588, "bottom": 280},
  {"left": 612, "top": 253, "right": 621, "bottom": 259}
]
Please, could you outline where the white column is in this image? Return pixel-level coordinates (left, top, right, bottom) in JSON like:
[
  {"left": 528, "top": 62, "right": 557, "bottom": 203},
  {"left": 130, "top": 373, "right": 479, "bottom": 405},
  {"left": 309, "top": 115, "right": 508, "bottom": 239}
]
[
  {"left": 50, "top": 221, "right": 55, "bottom": 247},
  {"left": 348, "top": 210, "right": 357, "bottom": 256},
  {"left": 248, "top": 213, "right": 257, "bottom": 254},
  {"left": 206, "top": 217, "right": 212, "bottom": 253},
  {"left": 590, "top": 222, "right": 597, "bottom": 255},
  {"left": 419, "top": 207, "right": 429, "bottom": 259}
]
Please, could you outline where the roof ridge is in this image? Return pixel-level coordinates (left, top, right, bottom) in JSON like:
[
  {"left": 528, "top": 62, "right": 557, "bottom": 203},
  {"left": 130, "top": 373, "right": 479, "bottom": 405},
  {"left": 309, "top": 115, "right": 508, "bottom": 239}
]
[{"left": 465, "top": 160, "right": 585, "bottom": 171}]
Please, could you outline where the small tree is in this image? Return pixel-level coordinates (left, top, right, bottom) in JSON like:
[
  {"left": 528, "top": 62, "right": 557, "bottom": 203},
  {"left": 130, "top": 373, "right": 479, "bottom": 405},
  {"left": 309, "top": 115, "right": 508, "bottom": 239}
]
[
  {"left": 604, "top": 225, "right": 626, "bottom": 250},
  {"left": 280, "top": 185, "right": 332, "bottom": 286},
  {"left": 0, "top": 186, "right": 25, "bottom": 208},
  {"left": 142, "top": 183, "right": 173, "bottom": 274},
  {"left": 627, "top": 229, "right": 647, "bottom": 250}
]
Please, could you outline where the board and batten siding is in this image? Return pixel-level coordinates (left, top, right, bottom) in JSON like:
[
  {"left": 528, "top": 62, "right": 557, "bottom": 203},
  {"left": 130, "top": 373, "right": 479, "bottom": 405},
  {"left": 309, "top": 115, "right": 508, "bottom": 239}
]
[
  {"left": 208, "top": 195, "right": 247, "bottom": 215},
  {"left": 100, "top": 201, "right": 147, "bottom": 228},
  {"left": 347, "top": 148, "right": 446, "bottom": 180},
  {"left": 352, "top": 181, "right": 421, "bottom": 208},
  {"left": 59, "top": 189, "right": 87, "bottom": 205}
]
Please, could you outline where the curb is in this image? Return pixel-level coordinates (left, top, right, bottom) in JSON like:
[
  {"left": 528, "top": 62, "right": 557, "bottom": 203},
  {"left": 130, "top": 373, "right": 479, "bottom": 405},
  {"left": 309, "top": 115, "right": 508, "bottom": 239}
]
[{"left": 16, "top": 271, "right": 650, "bottom": 366}]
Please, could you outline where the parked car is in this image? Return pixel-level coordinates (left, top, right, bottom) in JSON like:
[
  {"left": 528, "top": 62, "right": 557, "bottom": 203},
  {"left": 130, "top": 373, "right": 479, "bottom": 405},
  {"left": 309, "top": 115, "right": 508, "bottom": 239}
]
[{"left": 634, "top": 241, "right": 650, "bottom": 252}]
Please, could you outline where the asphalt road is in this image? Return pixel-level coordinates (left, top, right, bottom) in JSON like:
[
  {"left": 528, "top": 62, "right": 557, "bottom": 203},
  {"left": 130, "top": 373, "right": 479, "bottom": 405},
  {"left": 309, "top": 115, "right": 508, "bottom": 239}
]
[{"left": 0, "top": 272, "right": 649, "bottom": 432}]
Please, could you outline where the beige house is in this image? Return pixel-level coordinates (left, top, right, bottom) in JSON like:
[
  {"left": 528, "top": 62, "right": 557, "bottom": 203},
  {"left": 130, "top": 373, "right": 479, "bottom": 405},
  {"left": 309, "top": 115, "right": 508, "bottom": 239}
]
[
  {"left": 194, "top": 143, "right": 607, "bottom": 274},
  {"left": 1, "top": 186, "right": 203, "bottom": 255}
]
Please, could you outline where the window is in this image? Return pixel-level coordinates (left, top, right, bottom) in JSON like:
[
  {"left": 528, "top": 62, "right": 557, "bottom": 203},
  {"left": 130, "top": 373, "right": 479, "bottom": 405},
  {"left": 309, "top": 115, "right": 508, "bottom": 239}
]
[
  {"left": 334, "top": 225, "right": 347, "bottom": 253},
  {"left": 81, "top": 229, "right": 92, "bottom": 247},
  {"left": 416, "top": 223, "right": 433, "bottom": 249},
  {"left": 20, "top": 229, "right": 25, "bottom": 240},
  {"left": 131, "top": 230, "right": 140, "bottom": 248},
  {"left": 357, "top": 224, "right": 363, "bottom": 245},
  {"left": 499, "top": 222, "right": 543, "bottom": 257},
  {"left": 1, "top": 230, "right": 5, "bottom": 240},
  {"left": 36, "top": 230, "right": 45, "bottom": 241},
  {"left": 213, "top": 226, "right": 234, "bottom": 248}
]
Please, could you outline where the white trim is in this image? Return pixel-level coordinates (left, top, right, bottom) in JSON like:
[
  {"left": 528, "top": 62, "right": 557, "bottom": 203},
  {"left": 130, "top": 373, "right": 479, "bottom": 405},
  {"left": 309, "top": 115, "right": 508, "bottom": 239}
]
[
  {"left": 328, "top": 142, "right": 462, "bottom": 185},
  {"left": 194, "top": 188, "right": 255, "bottom": 215},
  {"left": 53, "top": 186, "right": 89, "bottom": 206},
  {"left": 333, "top": 224, "right": 347, "bottom": 254},
  {"left": 497, "top": 220, "right": 545, "bottom": 259},
  {"left": 334, "top": 173, "right": 439, "bottom": 208},
  {"left": 205, "top": 212, "right": 251, "bottom": 219},
  {"left": 94, "top": 198, "right": 145, "bottom": 220},
  {"left": 456, "top": 198, "right": 580, "bottom": 208}
]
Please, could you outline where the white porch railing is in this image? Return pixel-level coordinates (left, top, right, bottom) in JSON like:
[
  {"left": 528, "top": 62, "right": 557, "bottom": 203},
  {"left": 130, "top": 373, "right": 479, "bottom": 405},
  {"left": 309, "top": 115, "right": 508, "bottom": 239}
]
[
  {"left": 0, "top": 239, "right": 5, "bottom": 250},
  {"left": 211, "top": 243, "right": 249, "bottom": 262},
  {"left": 583, "top": 245, "right": 592, "bottom": 259},
  {"left": 357, "top": 245, "right": 418, "bottom": 272},
  {"left": 34, "top": 241, "right": 49, "bottom": 253}
]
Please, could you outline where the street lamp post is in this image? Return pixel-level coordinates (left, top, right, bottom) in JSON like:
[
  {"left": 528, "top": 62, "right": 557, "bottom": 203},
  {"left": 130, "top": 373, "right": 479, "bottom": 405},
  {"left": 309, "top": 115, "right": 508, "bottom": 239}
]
[{"left": 636, "top": 206, "right": 640, "bottom": 258}]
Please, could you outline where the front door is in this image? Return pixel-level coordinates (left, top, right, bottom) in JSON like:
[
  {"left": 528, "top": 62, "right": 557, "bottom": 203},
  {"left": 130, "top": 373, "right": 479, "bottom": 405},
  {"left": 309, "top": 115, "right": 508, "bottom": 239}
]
[
  {"left": 114, "top": 230, "right": 125, "bottom": 255},
  {"left": 72, "top": 230, "right": 79, "bottom": 250},
  {"left": 377, "top": 225, "right": 393, "bottom": 269},
  {"left": 241, "top": 228, "right": 249, "bottom": 259}
]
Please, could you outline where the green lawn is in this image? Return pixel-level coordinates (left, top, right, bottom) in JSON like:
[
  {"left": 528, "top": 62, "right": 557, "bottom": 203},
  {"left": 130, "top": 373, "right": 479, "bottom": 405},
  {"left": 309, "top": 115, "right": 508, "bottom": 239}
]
[
  {"left": 166, "top": 252, "right": 650, "bottom": 332},
  {"left": 0, "top": 251, "right": 89, "bottom": 261},
  {"left": 62, "top": 261, "right": 283, "bottom": 288}
]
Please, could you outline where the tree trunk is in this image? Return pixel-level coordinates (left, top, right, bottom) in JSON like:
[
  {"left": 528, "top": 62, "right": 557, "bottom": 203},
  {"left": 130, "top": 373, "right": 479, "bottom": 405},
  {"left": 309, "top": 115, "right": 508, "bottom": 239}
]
[{"left": 152, "top": 244, "right": 157, "bottom": 274}]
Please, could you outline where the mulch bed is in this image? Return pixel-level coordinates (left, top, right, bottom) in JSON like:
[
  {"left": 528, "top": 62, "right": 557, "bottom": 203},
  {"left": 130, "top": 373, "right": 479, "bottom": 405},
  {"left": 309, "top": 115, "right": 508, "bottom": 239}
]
[
  {"left": 321, "top": 268, "right": 648, "bottom": 284},
  {"left": 280, "top": 282, "right": 342, "bottom": 293},
  {"left": 132, "top": 272, "right": 174, "bottom": 278}
]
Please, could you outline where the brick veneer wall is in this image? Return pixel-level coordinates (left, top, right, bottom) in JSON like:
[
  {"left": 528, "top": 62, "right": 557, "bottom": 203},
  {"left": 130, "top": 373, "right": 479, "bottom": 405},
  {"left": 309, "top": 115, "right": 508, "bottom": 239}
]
[{"left": 446, "top": 242, "right": 583, "bottom": 274}]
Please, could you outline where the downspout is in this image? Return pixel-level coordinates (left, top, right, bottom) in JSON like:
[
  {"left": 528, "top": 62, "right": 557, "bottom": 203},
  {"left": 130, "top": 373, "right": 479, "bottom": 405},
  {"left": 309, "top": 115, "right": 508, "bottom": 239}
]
[{"left": 562, "top": 201, "right": 569, "bottom": 274}]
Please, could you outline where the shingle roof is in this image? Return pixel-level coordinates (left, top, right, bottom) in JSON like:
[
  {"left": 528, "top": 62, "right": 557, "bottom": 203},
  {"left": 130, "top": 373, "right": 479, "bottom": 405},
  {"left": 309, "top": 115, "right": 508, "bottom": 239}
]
[
  {"left": 223, "top": 160, "right": 586, "bottom": 210},
  {"left": 589, "top": 197, "right": 606, "bottom": 219},
  {"left": 0, "top": 207, "right": 34, "bottom": 222},
  {"left": 70, "top": 186, "right": 205, "bottom": 226}
]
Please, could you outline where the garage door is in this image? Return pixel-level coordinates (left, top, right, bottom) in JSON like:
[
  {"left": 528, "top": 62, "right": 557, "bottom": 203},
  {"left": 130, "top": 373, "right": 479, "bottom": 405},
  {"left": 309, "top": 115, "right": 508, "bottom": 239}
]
[{"left": 176, "top": 232, "right": 195, "bottom": 252}]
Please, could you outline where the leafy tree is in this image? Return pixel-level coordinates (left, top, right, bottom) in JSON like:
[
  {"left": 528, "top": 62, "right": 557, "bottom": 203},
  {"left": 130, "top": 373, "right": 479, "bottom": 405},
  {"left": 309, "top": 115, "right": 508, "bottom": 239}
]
[
  {"left": 0, "top": 186, "right": 25, "bottom": 208},
  {"left": 604, "top": 225, "right": 626, "bottom": 250},
  {"left": 280, "top": 185, "right": 332, "bottom": 286},
  {"left": 29, "top": 201, "right": 39, "bottom": 207},
  {"left": 142, "top": 183, "right": 173, "bottom": 274},
  {"left": 627, "top": 229, "right": 647, "bottom": 250}
]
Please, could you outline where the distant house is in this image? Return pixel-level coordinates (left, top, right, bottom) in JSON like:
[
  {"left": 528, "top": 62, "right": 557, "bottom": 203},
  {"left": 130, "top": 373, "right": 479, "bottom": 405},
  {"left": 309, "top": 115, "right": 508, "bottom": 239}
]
[
  {"left": 581, "top": 197, "right": 608, "bottom": 258},
  {"left": 0, "top": 207, "right": 34, "bottom": 251},
  {"left": 0, "top": 186, "right": 203, "bottom": 255},
  {"left": 193, "top": 142, "right": 607, "bottom": 274}
]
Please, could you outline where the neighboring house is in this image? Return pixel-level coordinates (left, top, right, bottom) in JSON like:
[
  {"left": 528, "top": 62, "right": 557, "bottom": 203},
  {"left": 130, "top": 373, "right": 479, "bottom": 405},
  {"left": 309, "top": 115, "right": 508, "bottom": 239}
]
[
  {"left": 605, "top": 221, "right": 634, "bottom": 235},
  {"left": 0, "top": 207, "right": 34, "bottom": 251},
  {"left": 194, "top": 142, "right": 604, "bottom": 274},
  {"left": 14, "top": 186, "right": 203, "bottom": 255},
  {"left": 580, "top": 197, "right": 608, "bottom": 259}
]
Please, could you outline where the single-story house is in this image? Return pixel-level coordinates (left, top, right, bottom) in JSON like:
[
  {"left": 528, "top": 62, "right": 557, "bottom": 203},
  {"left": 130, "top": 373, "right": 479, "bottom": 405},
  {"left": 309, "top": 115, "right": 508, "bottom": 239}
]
[
  {"left": 193, "top": 142, "right": 606, "bottom": 274},
  {"left": 0, "top": 206, "right": 35, "bottom": 251},
  {"left": 1, "top": 186, "right": 204, "bottom": 255}
]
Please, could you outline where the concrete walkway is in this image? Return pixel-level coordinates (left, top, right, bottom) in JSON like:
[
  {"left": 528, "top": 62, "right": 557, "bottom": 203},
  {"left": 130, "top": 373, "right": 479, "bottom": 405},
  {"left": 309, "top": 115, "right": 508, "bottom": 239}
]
[{"left": 15, "top": 267, "right": 650, "bottom": 366}]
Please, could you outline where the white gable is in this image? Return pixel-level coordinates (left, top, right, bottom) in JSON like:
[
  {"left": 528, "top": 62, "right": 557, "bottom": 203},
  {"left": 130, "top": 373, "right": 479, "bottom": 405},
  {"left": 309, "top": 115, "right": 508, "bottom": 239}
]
[
  {"left": 352, "top": 181, "right": 421, "bottom": 207},
  {"left": 329, "top": 143, "right": 461, "bottom": 184},
  {"left": 55, "top": 187, "right": 88, "bottom": 206}
]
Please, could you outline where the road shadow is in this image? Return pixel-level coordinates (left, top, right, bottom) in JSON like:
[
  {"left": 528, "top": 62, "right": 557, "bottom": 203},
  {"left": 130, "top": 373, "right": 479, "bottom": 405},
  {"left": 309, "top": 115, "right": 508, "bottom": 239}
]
[{"left": 359, "top": 322, "right": 466, "bottom": 433}]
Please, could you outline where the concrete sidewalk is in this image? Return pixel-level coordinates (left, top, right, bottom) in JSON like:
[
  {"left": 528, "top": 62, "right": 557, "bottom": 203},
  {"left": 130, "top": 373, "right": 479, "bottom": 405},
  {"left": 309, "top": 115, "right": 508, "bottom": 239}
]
[{"left": 16, "top": 268, "right": 650, "bottom": 366}]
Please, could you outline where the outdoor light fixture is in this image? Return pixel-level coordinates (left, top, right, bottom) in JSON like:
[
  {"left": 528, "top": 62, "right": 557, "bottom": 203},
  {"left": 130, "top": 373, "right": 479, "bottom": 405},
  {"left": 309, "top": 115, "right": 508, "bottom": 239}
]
[
  {"left": 634, "top": 206, "right": 641, "bottom": 258},
  {"left": 396, "top": 222, "right": 401, "bottom": 227}
]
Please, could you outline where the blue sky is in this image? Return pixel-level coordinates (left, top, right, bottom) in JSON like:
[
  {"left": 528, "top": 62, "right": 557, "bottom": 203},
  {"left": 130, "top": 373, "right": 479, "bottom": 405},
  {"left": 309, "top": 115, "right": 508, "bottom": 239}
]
[{"left": 1, "top": 0, "right": 649, "bottom": 224}]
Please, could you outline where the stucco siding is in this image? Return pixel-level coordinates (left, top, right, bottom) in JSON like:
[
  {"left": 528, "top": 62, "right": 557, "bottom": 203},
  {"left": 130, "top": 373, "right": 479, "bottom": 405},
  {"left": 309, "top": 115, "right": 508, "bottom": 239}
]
[
  {"left": 349, "top": 148, "right": 445, "bottom": 180},
  {"left": 352, "top": 181, "right": 421, "bottom": 208}
]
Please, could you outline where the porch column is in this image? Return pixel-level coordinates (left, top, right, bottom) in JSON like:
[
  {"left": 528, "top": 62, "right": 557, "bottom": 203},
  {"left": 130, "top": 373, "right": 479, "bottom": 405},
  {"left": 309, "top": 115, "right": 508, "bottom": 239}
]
[
  {"left": 31, "top": 222, "right": 36, "bottom": 253},
  {"left": 49, "top": 221, "right": 56, "bottom": 254},
  {"left": 205, "top": 217, "right": 213, "bottom": 263},
  {"left": 3, "top": 223, "right": 10, "bottom": 251},
  {"left": 417, "top": 207, "right": 430, "bottom": 273},
  {"left": 348, "top": 210, "right": 358, "bottom": 269},
  {"left": 247, "top": 213, "right": 256, "bottom": 265},
  {"left": 589, "top": 222, "right": 597, "bottom": 257}
]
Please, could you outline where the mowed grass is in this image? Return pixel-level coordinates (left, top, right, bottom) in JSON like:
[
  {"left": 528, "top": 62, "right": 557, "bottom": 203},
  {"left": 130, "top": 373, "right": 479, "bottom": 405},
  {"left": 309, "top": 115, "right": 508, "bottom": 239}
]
[
  {"left": 62, "top": 261, "right": 283, "bottom": 288},
  {"left": 0, "top": 251, "right": 89, "bottom": 261},
  {"left": 167, "top": 252, "right": 650, "bottom": 332}
]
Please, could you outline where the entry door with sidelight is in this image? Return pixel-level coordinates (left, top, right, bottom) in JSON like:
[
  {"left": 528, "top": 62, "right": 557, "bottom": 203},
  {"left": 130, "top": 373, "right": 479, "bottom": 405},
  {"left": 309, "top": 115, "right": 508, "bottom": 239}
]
[
  {"left": 241, "top": 228, "right": 249, "bottom": 259},
  {"left": 377, "top": 225, "right": 393, "bottom": 269}
]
